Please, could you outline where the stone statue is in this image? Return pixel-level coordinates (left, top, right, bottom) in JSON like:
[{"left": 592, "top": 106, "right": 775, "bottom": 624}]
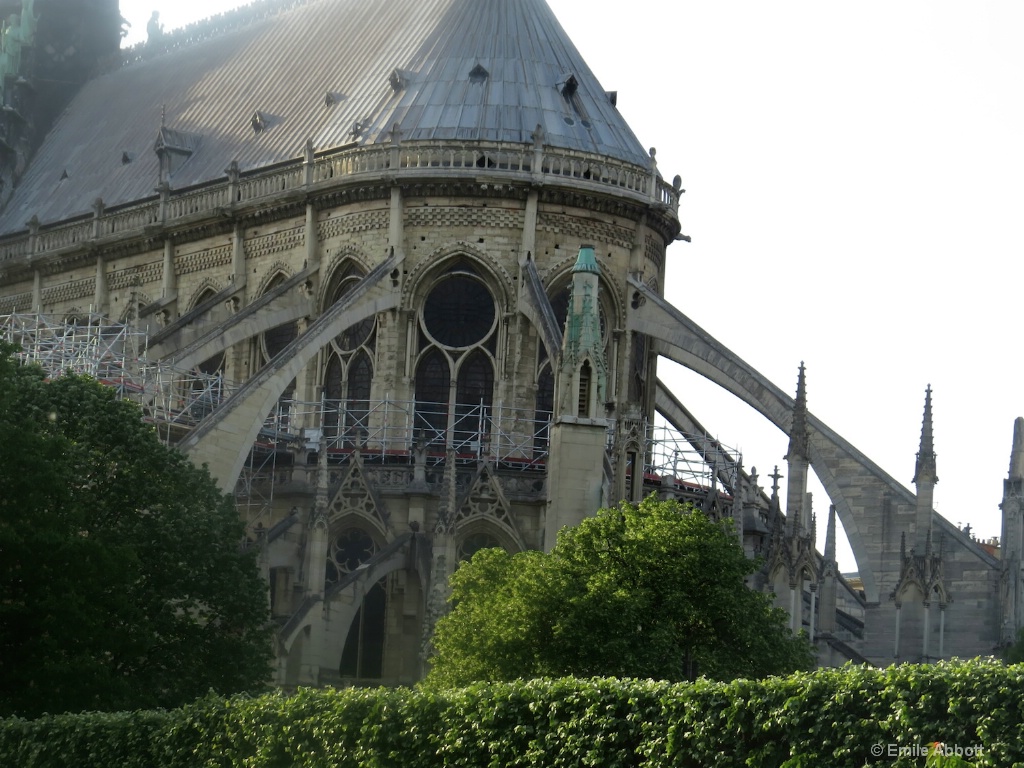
[{"left": 147, "top": 11, "right": 164, "bottom": 43}]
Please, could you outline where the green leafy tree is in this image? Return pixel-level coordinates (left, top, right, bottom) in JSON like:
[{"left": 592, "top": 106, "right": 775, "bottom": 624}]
[
  {"left": 0, "top": 346, "right": 271, "bottom": 717},
  {"left": 1003, "top": 626, "right": 1024, "bottom": 664},
  {"left": 425, "top": 496, "right": 813, "bottom": 688}
]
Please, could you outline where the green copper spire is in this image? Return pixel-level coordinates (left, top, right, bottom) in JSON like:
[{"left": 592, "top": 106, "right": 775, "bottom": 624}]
[{"left": 572, "top": 244, "right": 600, "bottom": 274}]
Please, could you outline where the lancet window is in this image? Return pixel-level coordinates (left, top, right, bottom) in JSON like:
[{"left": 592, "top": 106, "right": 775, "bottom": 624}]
[
  {"left": 322, "top": 264, "right": 376, "bottom": 446},
  {"left": 259, "top": 273, "right": 297, "bottom": 413}
]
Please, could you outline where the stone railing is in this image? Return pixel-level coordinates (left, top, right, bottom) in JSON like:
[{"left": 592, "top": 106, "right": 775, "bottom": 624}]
[{"left": 0, "top": 139, "right": 680, "bottom": 265}]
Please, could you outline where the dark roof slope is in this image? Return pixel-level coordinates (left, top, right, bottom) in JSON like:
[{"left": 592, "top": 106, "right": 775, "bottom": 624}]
[{"left": 0, "top": 0, "right": 648, "bottom": 232}]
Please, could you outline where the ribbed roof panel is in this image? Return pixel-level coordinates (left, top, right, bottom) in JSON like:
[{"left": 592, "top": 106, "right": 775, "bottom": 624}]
[{"left": 0, "top": 0, "right": 649, "bottom": 232}]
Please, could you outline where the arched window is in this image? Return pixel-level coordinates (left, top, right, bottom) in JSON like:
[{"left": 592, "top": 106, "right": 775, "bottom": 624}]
[
  {"left": 321, "top": 264, "right": 377, "bottom": 447},
  {"left": 326, "top": 526, "right": 386, "bottom": 680},
  {"left": 453, "top": 349, "right": 494, "bottom": 451},
  {"left": 259, "top": 274, "right": 298, "bottom": 411},
  {"left": 188, "top": 288, "right": 225, "bottom": 419},
  {"left": 414, "top": 265, "right": 497, "bottom": 452},
  {"left": 457, "top": 531, "right": 502, "bottom": 562},
  {"left": 413, "top": 348, "right": 450, "bottom": 443}
]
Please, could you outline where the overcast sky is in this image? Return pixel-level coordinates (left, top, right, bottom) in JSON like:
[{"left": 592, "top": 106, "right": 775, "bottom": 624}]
[{"left": 119, "top": 1, "right": 1024, "bottom": 572}]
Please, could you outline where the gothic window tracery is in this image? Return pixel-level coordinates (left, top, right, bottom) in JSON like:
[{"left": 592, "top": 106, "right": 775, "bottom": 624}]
[
  {"left": 457, "top": 531, "right": 502, "bottom": 562},
  {"left": 326, "top": 526, "right": 377, "bottom": 583},
  {"left": 322, "top": 265, "right": 377, "bottom": 445},
  {"left": 414, "top": 264, "right": 497, "bottom": 450}
]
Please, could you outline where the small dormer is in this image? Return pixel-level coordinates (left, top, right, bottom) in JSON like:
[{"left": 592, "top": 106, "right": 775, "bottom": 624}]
[
  {"left": 154, "top": 126, "right": 201, "bottom": 182},
  {"left": 560, "top": 73, "right": 578, "bottom": 98}
]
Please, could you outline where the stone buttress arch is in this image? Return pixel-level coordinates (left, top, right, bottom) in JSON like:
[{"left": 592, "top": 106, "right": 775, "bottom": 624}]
[{"left": 181, "top": 251, "right": 401, "bottom": 488}]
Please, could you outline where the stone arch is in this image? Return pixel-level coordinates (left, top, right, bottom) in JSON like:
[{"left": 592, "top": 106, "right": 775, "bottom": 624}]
[
  {"left": 254, "top": 262, "right": 294, "bottom": 299},
  {"left": 119, "top": 292, "right": 152, "bottom": 323},
  {"left": 319, "top": 248, "right": 372, "bottom": 311},
  {"left": 403, "top": 242, "right": 513, "bottom": 313},
  {"left": 455, "top": 518, "right": 523, "bottom": 562},
  {"left": 186, "top": 278, "right": 222, "bottom": 311}
]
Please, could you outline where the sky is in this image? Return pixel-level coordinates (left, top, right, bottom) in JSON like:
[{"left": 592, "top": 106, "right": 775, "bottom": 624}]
[{"left": 119, "top": 1, "right": 1024, "bottom": 572}]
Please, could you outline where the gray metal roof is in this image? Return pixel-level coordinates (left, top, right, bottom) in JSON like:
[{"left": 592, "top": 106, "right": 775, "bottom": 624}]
[{"left": 0, "top": 0, "right": 650, "bottom": 233}]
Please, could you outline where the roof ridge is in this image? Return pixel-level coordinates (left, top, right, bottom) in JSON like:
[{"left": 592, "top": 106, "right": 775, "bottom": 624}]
[{"left": 118, "top": 0, "right": 318, "bottom": 68}]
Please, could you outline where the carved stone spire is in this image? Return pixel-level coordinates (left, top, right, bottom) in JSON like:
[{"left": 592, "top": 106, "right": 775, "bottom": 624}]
[
  {"left": 817, "top": 503, "right": 839, "bottom": 633},
  {"left": 1009, "top": 417, "right": 1024, "bottom": 481},
  {"left": 824, "top": 503, "right": 837, "bottom": 565},
  {"left": 913, "top": 385, "right": 938, "bottom": 485},
  {"left": 913, "top": 385, "right": 937, "bottom": 551},
  {"left": 785, "top": 362, "right": 809, "bottom": 462},
  {"left": 556, "top": 244, "right": 607, "bottom": 420},
  {"left": 785, "top": 363, "right": 811, "bottom": 536}
]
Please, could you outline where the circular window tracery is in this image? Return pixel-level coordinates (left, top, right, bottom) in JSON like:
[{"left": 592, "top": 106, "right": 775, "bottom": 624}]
[
  {"left": 422, "top": 273, "right": 496, "bottom": 348},
  {"left": 326, "top": 527, "right": 377, "bottom": 584}
]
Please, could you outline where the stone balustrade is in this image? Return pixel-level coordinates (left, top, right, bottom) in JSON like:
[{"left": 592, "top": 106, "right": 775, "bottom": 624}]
[{"left": 0, "top": 140, "right": 680, "bottom": 265}]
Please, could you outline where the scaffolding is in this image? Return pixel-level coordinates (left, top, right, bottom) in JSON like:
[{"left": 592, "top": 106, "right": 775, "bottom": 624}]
[
  {"left": 1, "top": 312, "right": 234, "bottom": 436},
  {"left": 646, "top": 423, "right": 742, "bottom": 495},
  {"left": 3, "top": 311, "right": 744, "bottom": 527}
]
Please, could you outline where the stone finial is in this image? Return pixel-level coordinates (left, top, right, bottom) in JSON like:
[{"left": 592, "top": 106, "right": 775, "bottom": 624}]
[
  {"left": 1009, "top": 417, "right": 1024, "bottom": 480},
  {"left": 913, "top": 385, "right": 938, "bottom": 485}
]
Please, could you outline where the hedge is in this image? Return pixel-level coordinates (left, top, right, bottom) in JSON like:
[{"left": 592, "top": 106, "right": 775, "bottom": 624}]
[{"left": 1, "top": 659, "right": 1021, "bottom": 767}]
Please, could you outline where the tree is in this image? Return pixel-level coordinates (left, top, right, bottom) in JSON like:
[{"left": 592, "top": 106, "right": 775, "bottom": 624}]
[
  {"left": 1003, "top": 627, "right": 1024, "bottom": 664},
  {"left": 0, "top": 347, "right": 271, "bottom": 717},
  {"left": 425, "top": 496, "right": 813, "bottom": 688}
]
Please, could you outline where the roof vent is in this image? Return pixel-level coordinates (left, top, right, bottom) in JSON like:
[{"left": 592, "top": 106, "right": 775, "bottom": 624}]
[
  {"left": 351, "top": 120, "right": 363, "bottom": 138},
  {"left": 251, "top": 110, "right": 265, "bottom": 134},
  {"left": 324, "top": 91, "right": 335, "bottom": 107},
  {"left": 561, "top": 73, "right": 578, "bottom": 98},
  {"left": 121, "top": 151, "right": 132, "bottom": 165},
  {"left": 60, "top": 169, "right": 68, "bottom": 180},
  {"left": 469, "top": 63, "right": 489, "bottom": 83},
  {"left": 606, "top": 90, "right": 617, "bottom": 107}
]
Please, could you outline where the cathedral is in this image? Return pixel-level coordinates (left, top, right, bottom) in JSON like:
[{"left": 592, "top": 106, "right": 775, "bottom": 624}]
[{"left": 0, "top": 0, "right": 1019, "bottom": 685}]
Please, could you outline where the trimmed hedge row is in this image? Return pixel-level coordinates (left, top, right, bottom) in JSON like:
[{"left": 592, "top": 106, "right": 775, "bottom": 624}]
[{"left": 1, "top": 659, "right": 1021, "bottom": 767}]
